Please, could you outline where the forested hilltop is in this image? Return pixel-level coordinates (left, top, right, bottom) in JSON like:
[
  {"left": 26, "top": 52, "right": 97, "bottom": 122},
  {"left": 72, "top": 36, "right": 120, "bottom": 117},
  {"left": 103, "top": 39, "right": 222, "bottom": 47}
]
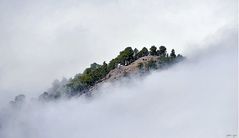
[{"left": 11, "top": 46, "right": 184, "bottom": 104}]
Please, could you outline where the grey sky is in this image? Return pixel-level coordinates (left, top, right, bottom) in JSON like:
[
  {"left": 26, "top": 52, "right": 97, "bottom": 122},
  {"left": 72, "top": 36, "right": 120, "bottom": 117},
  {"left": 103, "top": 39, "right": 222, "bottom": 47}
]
[{"left": 0, "top": 0, "right": 237, "bottom": 98}]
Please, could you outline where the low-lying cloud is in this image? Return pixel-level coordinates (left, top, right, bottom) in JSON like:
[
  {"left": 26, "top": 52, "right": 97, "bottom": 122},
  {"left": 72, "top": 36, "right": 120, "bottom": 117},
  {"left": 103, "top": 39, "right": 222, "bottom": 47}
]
[{"left": 0, "top": 28, "right": 237, "bottom": 138}]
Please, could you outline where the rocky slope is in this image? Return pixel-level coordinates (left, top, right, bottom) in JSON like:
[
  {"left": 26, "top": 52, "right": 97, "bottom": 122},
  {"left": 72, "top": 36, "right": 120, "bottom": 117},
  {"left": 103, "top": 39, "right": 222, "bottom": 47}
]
[{"left": 89, "top": 55, "right": 161, "bottom": 92}]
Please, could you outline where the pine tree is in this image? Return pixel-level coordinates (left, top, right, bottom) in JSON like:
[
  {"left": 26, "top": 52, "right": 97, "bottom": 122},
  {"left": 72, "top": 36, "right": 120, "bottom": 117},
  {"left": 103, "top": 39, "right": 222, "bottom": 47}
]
[
  {"left": 158, "top": 46, "right": 167, "bottom": 56},
  {"left": 133, "top": 48, "right": 139, "bottom": 59},
  {"left": 137, "top": 47, "right": 149, "bottom": 58},
  {"left": 170, "top": 49, "right": 176, "bottom": 58},
  {"left": 149, "top": 46, "right": 157, "bottom": 56}
]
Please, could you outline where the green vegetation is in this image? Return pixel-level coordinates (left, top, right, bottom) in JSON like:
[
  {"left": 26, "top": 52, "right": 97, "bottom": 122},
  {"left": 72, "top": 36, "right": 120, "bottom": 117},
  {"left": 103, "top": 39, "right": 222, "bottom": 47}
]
[
  {"left": 136, "top": 47, "right": 149, "bottom": 58},
  {"left": 170, "top": 49, "right": 176, "bottom": 58},
  {"left": 157, "top": 46, "right": 167, "bottom": 57},
  {"left": 146, "top": 60, "right": 158, "bottom": 70},
  {"left": 149, "top": 46, "right": 157, "bottom": 56},
  {"left": 65, "top": 46, "right": 184, "bottom": 96}
]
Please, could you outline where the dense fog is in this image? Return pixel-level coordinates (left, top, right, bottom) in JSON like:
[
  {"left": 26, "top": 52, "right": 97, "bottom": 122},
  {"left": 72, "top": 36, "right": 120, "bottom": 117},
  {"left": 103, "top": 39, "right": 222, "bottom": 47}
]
[{"left": 0, "top": 28, "right": 237, "bottom": 138}]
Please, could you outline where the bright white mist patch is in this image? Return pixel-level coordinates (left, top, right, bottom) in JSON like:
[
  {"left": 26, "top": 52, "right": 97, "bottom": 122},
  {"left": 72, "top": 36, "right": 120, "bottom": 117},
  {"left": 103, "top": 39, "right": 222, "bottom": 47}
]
[{"left": 0, "top": 31, "right": 237, "bottom": 138}]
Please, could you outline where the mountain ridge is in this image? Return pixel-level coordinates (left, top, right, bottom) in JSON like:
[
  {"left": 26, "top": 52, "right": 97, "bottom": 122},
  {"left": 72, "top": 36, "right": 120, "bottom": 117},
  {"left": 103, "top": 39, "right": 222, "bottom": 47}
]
[{"left": 10, "top": 46, "right": 184, "bottom": 105}]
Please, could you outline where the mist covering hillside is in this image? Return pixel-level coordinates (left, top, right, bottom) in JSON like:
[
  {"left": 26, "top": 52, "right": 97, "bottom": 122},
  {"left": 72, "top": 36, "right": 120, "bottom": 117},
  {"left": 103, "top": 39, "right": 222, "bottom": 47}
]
[
  {"left": 0, "top": 0, "right": 237, "bottom": 137},
  {"left": 0, "top": 28, "right": 237, "bottom": 138}
]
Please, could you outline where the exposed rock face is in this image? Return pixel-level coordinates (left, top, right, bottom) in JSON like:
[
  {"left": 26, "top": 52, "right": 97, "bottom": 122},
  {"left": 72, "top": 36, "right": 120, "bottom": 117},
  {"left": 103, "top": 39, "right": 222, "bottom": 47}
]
[
  {"left": 104, "top": 56, "right": 159, "bottom": 81},
  {"left": 89, "top": 56, "right": 160, "bottom": 92}
]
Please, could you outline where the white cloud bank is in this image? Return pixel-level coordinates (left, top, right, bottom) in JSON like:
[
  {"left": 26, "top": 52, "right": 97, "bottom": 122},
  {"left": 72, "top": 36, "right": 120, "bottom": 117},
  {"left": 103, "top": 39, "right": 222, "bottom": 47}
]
[
  {"left": 0, "top": 0, "right": 237, "bottom": 98},
  {"left": 0, "top": 28, "right": 237, "bottom": 138}
]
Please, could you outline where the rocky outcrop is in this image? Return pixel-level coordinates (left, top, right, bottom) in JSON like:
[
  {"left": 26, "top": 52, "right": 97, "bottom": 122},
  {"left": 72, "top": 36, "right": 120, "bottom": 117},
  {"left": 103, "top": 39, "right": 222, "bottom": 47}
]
[{"left": 89, "top": 56, "right": 160, "bottom": 92}]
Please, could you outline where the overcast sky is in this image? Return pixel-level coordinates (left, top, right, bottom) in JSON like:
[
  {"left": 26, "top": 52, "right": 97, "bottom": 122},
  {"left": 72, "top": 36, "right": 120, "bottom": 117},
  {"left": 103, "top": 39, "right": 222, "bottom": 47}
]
[{"left": 0, "top": 0, "right": 237, "bottom": 98}]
